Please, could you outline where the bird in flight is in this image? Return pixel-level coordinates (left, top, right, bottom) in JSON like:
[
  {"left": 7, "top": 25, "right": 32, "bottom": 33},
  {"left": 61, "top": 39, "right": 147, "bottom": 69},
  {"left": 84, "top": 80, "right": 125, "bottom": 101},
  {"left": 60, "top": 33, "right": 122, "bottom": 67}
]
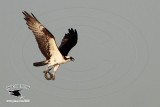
[
  {"left": 22, "top": 11, "right": 78, "bottom": 80},
  {"left": 9, "top": 89, "right": 22, "bottom": 97}
]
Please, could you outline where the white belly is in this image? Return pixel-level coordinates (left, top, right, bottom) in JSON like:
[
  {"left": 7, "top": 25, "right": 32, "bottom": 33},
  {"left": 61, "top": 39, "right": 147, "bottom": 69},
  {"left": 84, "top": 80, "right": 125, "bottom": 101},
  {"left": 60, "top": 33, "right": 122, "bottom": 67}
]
[{"left": 48, "top": 52, "right": 63, "bottom": 65}]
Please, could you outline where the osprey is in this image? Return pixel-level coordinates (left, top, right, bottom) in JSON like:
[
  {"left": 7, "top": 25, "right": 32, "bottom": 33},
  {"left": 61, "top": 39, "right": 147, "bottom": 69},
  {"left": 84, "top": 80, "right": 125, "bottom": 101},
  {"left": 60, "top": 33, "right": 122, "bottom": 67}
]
[
  {"left": 9, "top": 89, "right": 22, "bottom": 97},
  {"left": 22, "top": 11, "right": 78, "bottom": 80}
]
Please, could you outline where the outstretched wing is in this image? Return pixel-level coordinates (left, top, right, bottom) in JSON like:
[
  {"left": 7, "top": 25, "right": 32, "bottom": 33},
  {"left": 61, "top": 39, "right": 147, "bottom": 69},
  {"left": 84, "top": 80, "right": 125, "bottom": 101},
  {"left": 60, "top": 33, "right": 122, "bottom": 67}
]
[
  {"left": 22, "top": 11, "right": 60, "bottom": 60},
  {"left": 59, "top": 28, "right": 78, "bottom": 56}
]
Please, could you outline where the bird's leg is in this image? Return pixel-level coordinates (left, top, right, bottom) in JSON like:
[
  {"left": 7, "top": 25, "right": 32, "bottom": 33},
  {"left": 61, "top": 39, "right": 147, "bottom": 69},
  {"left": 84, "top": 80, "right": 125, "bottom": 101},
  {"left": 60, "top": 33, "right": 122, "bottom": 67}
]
[
  {"left": 50, "top": 64, "right": 60, "bottom": 80},
  {"left": 43, "top": 65, "right": 53, "bottom": 73},
  {"left": 48, "top": 65, "right": 54, "bottom": 72},
  {"left": 52, "top": 64, "right": 59, "bottom": 74}
]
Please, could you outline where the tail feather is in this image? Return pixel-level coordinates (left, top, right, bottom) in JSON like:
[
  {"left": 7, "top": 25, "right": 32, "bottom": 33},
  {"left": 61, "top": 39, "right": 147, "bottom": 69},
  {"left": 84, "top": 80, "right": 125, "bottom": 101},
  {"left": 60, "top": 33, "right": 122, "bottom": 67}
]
[{"left": 33, "top": 60, "right": 48, "bottom": 67}]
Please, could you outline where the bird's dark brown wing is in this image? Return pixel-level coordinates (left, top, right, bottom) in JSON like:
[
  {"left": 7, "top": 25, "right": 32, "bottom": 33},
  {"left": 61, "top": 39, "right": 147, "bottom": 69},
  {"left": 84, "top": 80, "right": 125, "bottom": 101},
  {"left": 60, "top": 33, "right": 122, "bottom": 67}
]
[
  {"left": 22, "top": 11, "right": 59, "bottom": 60},
  {"left": 59, "top": 28, "right": 78, "bottom": 56}
]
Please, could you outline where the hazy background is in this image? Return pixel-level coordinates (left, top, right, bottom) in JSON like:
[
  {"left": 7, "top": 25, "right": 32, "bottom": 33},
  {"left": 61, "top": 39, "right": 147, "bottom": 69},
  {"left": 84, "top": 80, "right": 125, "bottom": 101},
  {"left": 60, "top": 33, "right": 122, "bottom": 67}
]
[{"left": 0, "top": 0, "right": 159, "bottom": 107}]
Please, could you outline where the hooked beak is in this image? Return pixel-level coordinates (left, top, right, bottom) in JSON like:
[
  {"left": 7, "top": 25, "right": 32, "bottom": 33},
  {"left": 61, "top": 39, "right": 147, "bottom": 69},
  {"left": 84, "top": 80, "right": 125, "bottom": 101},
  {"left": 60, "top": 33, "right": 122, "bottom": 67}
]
[{"left": 71, "top": 57, "right": 75, "bottom": 61}]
